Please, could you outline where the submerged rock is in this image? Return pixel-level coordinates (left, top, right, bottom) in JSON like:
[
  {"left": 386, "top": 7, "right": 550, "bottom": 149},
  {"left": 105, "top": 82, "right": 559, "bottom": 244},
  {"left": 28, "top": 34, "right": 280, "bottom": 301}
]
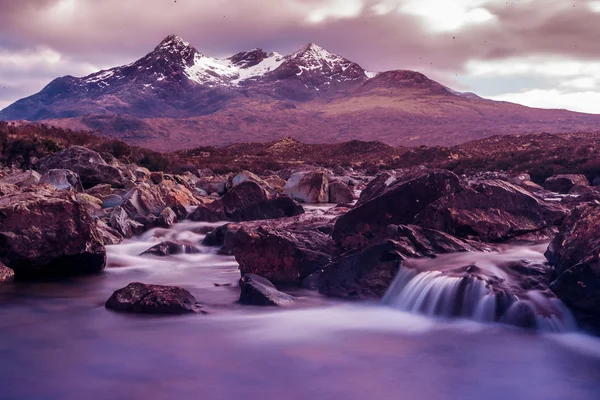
[
  {"left": 239, "top": 274, "right": 295, "bottom": 306},
  {"left": 0, "top": 186, "right": 106, "bottom": 279},
  {"left": 141, "top": 241, "right": 201, "bottom": 257},
  {"left": 105, "top": 282, "right": 203, "bottom": 314}
]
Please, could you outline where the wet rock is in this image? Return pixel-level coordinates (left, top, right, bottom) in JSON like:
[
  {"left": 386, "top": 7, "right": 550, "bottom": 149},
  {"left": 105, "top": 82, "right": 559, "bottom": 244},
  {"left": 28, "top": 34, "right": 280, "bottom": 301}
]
[
  {"left": 414, "top": 179, "right": 567, "bottom": 242},
  {"left": 36, "top": 146, "right": 123, "bottom": 189},
  {"left": 239, "top": 274, "right": 295, "bottom": 306},
  {"left": 189, "top": 181, "right": 303, "bottom": 222},
  {"left": 39, "top": 169, "right": 82, "bottom": 191},
  {"left": 543, "top": 174, "right": 589, "bottom": 194},
  {"left": 0, "top": 262, "right": 15, "bottom": 283},
  {"left": 232, "top": 215, "right": 336, "bottom": 283},
  {"left": 0, "top": 186, "right": 106, "bottom": 279},
  {"left": 320, "top": 225, "right": 482, "bottom": 299},
  {"left": 546, "top": 204, "right": 600, "bottom": 321},
  {"left": 329, "top": 181, "right": 354, "bottom": 203},
  {"left": 284, "top": 171, "right": 329, "bottom": 203},
  {"left": 140, "top": 240, "right": 201, "bottom": 256},
  {"left": 157, "top": 207, "right": 177, "bottom": 228},
  {"left": 105, "top": 282, "right": 203, "bottom": 314},
  {"left": 202, "top": 224, "right": 230, "bottom": 248},
  {"left": 1, "top": 170, "right": 41, "bottom": 188},
  {"left": 333, "top": 169, "right": 461, "bottom": 250}
]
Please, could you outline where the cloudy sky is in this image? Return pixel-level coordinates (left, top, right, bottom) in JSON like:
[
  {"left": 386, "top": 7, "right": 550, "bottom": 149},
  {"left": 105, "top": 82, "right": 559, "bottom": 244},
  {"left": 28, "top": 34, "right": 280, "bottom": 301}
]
[{"left": 1, "top": 0, "right": 599, "bottom": 113}]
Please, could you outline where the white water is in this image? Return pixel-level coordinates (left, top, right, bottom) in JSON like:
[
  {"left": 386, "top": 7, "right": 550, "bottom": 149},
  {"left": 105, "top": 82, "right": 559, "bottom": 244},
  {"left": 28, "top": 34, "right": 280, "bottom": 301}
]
[{"left": 383, "top": 244, "right": 576, "bottom": 332}]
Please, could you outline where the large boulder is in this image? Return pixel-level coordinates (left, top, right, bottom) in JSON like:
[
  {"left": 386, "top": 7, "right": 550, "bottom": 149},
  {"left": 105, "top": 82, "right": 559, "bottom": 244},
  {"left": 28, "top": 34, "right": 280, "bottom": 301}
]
[
  {"left": 543, "top": 174, "right": 589, "bottom": 194},
  {"left": 232, "top": 170, "right": 269, "bottom": 188},
  {"left": 232, "top": 215, "right": 336, "bottom": 283},
  {"left": 36, "top": 146, "right": 123, "bottom": 189},
  {"left": 239, "top": 274, "right": 295, "bottom": 306},
  {"left": 545, "top": 204, "right": 600, "bottom": 323},
  {"left": 105, "top": 282, "right": 204, "bottom": 314},
  {"left": 284, "top": 171, "right": 329, "bottom": 203},
  {"left": 319, "top": 225, "right": 483, "bottom": 299},
  {"left": 355, "top": 172, "right": 397, "bottom": 207},
  {"left": 0, "top": 186, "right": 106, "bottom": 279},
  {"left": 414, "top": 179, "right": 567, "bottom": 242},
  {"left": 197, "top": 177, "right": 227, "bottom": 196},
  {"left": 39, "top": 169, "right": 82, "bottom": 191},
  {"left": 189, "top": 181, "right": 303, "bottom": 222},
  {"left": 333, "top": 169, "right": 461, "bottom": 249}
]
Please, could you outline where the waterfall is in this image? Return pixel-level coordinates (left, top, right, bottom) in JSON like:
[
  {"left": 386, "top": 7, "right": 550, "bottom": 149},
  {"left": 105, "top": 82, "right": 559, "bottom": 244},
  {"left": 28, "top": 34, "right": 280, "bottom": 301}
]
[{"left": 382, "top": 245, "right": 576, "bottom": 332}]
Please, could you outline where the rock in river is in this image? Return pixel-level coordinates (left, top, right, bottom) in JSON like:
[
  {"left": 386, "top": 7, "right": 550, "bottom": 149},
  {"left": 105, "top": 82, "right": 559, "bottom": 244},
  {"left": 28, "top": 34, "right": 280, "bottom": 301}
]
[
  {"left": 105, "top": 282, "right": 204, "bottom": 314},
  {"left": 0, "top": 185, "right": 106, "bottom": 279},
  {"left": 239, "top": 274, "right": 295, "bottom": 306}
]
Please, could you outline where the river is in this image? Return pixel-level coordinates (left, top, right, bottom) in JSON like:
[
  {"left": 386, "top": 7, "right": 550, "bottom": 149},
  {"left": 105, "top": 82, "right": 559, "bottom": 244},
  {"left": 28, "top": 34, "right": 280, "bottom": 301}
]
[{"left": 1, "top": 220, "right": 600, "bottom": 400}]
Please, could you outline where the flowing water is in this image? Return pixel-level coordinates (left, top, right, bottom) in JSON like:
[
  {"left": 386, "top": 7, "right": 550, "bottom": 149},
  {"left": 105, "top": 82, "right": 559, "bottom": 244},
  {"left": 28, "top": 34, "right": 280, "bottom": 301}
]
[{"left": 1, "top": 220, "right": 600, "bottom": 399}]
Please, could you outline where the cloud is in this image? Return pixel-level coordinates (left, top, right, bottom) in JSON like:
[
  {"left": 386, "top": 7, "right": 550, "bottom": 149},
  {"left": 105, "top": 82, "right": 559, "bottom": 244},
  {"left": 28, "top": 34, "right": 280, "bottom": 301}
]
[{"left": 1, "top": 0, "right": 600, "bottom": 113}]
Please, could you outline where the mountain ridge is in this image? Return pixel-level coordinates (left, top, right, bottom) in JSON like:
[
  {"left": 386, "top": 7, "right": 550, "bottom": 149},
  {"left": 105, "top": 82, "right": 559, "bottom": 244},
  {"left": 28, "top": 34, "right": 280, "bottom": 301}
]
[{"left": 3, "top": 35, "right": 600, "bottom": 151}]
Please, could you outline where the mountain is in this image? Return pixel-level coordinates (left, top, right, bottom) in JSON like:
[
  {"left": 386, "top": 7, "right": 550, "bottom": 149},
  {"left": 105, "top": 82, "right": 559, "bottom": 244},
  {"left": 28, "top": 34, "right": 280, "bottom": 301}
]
[{"left": 3, "top": 35, "right": 600, "bottom": 151}]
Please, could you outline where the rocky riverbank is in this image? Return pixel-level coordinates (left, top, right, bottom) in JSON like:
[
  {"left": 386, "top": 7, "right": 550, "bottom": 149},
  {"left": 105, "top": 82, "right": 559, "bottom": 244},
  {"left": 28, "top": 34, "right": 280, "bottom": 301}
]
[{"left": 1, "top": 144, "right": 600, "bottom": 332}]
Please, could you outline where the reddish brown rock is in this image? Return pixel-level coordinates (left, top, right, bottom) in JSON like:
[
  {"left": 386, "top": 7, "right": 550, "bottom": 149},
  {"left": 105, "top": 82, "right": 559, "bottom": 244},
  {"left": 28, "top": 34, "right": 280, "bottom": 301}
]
[
  {"left": 414, "top": 179, "right": 567, "bottom": 242},
  {"left": 333, "top": 169, "right": 461, "bottom": 249},
  {"left": 105, "top": 282, "right": 203, "bottom": 314},
  {"left": 36, "top": 146, "right": 123, "bottom": 189},
  {"left": 0, "top": 186, "right": 106, "bottom": 279}
]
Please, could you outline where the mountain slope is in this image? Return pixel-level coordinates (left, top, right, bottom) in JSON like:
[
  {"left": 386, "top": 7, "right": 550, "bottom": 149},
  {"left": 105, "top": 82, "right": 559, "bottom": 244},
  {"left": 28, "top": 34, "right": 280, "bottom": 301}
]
[{"left": 3, "top": 35, "right": 600, "bottom": 151}]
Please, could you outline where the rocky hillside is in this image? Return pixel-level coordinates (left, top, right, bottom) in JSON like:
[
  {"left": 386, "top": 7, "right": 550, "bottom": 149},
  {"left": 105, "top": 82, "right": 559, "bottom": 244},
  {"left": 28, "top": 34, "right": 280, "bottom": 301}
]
[{"left": 3, "top": 36, "right": 600, "bottom": 150}]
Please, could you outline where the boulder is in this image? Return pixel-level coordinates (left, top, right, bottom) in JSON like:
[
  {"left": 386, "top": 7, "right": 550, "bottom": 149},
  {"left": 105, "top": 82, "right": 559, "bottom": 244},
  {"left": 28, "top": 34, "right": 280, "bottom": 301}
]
[
  {"left": 546, "top": 204, "right": 600, "bottom": 323},
  {"left": 264, "top": 176, "right": 287, "bottom": 191},
  {"left": 0, "top": 262, "right": 15, "bottom": 283},
  {"left": 157, "top": 207, "right": 177, "bottom": 228},
  {"left": 133, "top": 167, "right": 151, "bottom": 182},
  {"left": 140, "top": 241, "right": 201, "bottom": 256},
  {"left": 232, "top": 215, "right": 336, "bottom": 283},
  {"left": 189, "top": 181, "right": 303, "bottom": 223},
  {"left": 232, "top": 170, "right": 269, "bottom": 188},
  {"left": 319, "top": 225, "right": 483, "bottom": 299},
  {"left": 543, "top": 174, "right": 589, "bottom": 194},
  {"left": 0, "top": 186, "right": 106, "bottom": 279},
  {"left": 1, "top": 170, "right": 41, "bottom": 188},
  {"left": 239, "top": 274, "right": 295, "bottom": 306},
  {"left": 414, "top": 179, "right": 567, "bottom": 242},
  {"left": 36, "top": 146, "right": 123, "bottom": 189},
  {"left": 96, "top": 220, "right": 124, "bottom": 245},
  {"left": 39, "top": 169, "right": 82, "bottom": 191},
  {"left": 85, "top": 184, "right": 112, "bottom": 197},
  {"left": 75, "top": 193, "right": 103, "bottom": 214},
  {"left": 328, "top": 181, "right": 354, "bottom": 203},
  {"left": 105, "top": 282, "right": 203, "bottom": 314},
  {"left": 333, "top": 169, "right": 461, "bottom": 249},
  {"left": 284, "top": 171, "right": 329, "bottom": 203}
]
